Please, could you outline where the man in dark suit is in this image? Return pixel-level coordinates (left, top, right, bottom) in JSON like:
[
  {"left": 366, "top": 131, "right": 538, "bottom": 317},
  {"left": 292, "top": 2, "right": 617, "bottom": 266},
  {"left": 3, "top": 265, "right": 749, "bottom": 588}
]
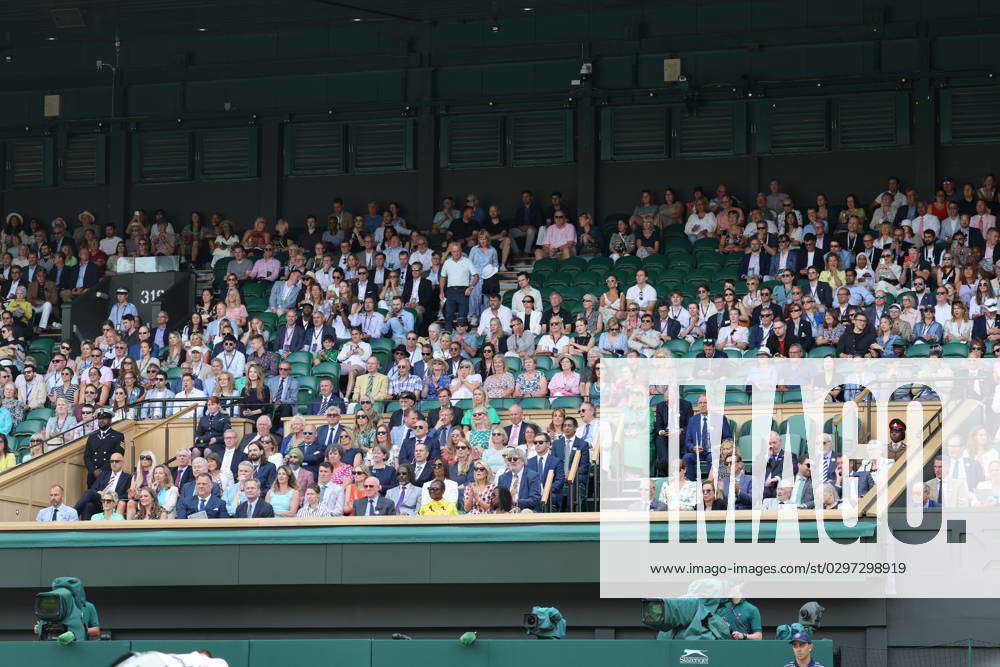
[
  {"left": 176, "top": 474, "right": 230, "bottom": 519},
  {"left": 168, "top": 448, "right": 194, "bottom": 489},
  {"left": 314, "top": 407, "right": 345, "bottom": 450},
  {"left": 510, "top": 189, "right": 544, "bottom": 255},
  {"left": 653, "top": 387, "right": 693, "bottom": 476},
  {"left": 803, "top": 266, "right": 833, "bottom": 308},
  {"left": 61, "top": 247, "right": 99, "bottom": 303},
  {"left": 497, "top": 448, "right": 541, "bottom": 511},
  {"left": 74, "top": 452, "right": 131, "bottom": 520},
  {"left": 209, "top": 430, "right": 247, "bottom": 480},
  {"left": 738, "top": 238, "right": 771, "bottom": 280},
  {"left": 402, "top": 261, "right": 437, "bottom": 333},
  {"left": 398, "top": 421, "right": 441, "bottom": 468},
  {"left": 795, "top": 235, "right": 826, "bottom": 279},
  {"left": 683, "top": 395, "right": 733, "bottom": 481},
  {"left": 409, "top": 442, "right": 435, "bottom": 487},
  {"left": 302, "top": 310, "right": 336, "bottom": 355},
  {"left": 353, "top": 476, "right": 397, "bottom": 516},
  {"left": 233, "top": 478, "right": 275, "bottom": 518},
  {"left": 308, "top": 377, "right": 346, "bottom": 416},
  {"left": 763, "top": 431, "right": 798, "bottom": 499},
  {"left": 972, "top": 299, "right": 1000, "bottom": 343},
  {"left": 551, "top": 417, "right": 591, "bottom": 484},
  {"left": 527, "top": 433, "right": 565, "bottom": 510},
  {"left": 720, "top": 454, "right": 753, "bottom": 510},
  {"left": 426, "top": 388, "right": 464, "bottom": 425},
  {"left": 245, "top": 442, "right": 277, "bottom": 494},
  {"left": 836, "top": 217, "right": 865, "bottom": 256},
  {"left": 351, "top": 268, "right": 379, "bottom": 302},
  {"left": 273, "top": 309, "right": 306, "bottom": 356},
  {"left": 503, "top": 404, "right": 529, "bottom": 447}
]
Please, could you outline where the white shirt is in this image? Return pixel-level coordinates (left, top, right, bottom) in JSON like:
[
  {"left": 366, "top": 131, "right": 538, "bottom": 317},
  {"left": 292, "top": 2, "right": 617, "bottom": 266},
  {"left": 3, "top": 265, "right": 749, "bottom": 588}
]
[
  {"left": 536, "top": 334, "right": 570, "bottom": 355},
  {"left": 625, "top": 284, "right": 658, "bottom": 309},
  {"left": 511, "top": 287, "right": 543, "bottom": 316},
  {"left": 685, "top": 212, "right": 717, "bottom": 237},
  {"left": 477, "top": 305, "right": 513, "bottom": 335},
  {"left": 218, "top": 350, "right": 246, "bottom": 378},
  {"left": 409, "top": 248, "right": 433, "bottom": 269},
  {"left": 440, "top": 256, "right": 478, "bottom": 288},
  {"left": 906, "top": 215, "right": 940, "bottom": 237},
  {"left": 336, "top": 340, "right": 372, "bottom": 368},
  {"left": 666, "top": 304, "right": 691, "bottom": 328}
]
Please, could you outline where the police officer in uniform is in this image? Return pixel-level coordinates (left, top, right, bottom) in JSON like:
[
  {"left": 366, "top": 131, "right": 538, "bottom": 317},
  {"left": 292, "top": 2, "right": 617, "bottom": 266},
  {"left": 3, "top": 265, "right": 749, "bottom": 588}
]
[
  {"left": 784, "top": 631, "right": 824, "bottom": 667},
  {"left": 82, "top": 408, "right": 125, "bottom": 486}
]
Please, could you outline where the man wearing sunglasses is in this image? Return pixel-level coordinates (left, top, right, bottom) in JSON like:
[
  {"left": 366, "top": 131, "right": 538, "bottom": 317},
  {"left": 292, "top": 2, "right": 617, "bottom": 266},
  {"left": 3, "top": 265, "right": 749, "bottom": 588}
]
[
  {"left": 353, "top": 476, "right": 396, "bottom": 516},
  {"left": 386, "top": 464, "right": 421, "bottom": 515},
  {"left": 527, "top": 434, "right": 565, "bottom": 510},
  {"left": 497, "top": 447, "right": 540, "bottom": 512}
]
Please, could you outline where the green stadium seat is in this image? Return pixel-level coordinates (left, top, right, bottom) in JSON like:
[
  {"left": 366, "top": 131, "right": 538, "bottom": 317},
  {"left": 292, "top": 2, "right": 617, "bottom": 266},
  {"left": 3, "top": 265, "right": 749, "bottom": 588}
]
[
  {"left": 513, "top": 397, "right": 549, "bottom": 410},
  {"left": 285, "top": 351, "right": 312, "bottom": 365},
  {"left": 290, "top": 362, "right": 312, "bottom": 376},
  {"left": 904, "top": 344, "right": 930, "bottom": 358},
  {"left": 370, "top": 338, "right": 395, "bottom": 352},
  {"left": 166, "top": 367, "right": 183, "bottom": 380},
  {"left": 14, "top": 419, "right": 46, "bottom": 437},
  {"left": 534, "top": 356, "right": 554, "bottom": 370},
  {"left": 550, "top": 397, "right": 583, "bottom": 409},
  {"left": 26, "top": 408, "right": 54, "bottom": 422},
  {"left": 665, "top": 339, "right": 690, "bottom": 356},
  {"left": 295, "top": 375, "right": 317, "bottom": 391},
  {"left": 809, "top": 346, "right": 836, "bottom": 358},
  {"left": 942, "top": 342, "right": 969, "bottom": 358},
  {"left": 313, "top": 362, "right": 341, "bottom": 379},
  {"left": 28, "top": 338, "right": 55, "bottom": 354}
]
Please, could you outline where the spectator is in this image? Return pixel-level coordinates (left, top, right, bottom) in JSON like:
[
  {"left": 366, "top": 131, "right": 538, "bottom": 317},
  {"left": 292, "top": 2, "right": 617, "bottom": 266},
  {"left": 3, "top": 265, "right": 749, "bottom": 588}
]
[
  {"left": 418, "top": 480, "right": 458, "bottom": 515},
  {"left": 259, "top": 464, "right": 297, "bottom": 517},
  {"left": 497, "top": 447, "right": 540, "bottom": 511},
  {"left": 36, "top": 484, "right": 78, "bottom": 521}
]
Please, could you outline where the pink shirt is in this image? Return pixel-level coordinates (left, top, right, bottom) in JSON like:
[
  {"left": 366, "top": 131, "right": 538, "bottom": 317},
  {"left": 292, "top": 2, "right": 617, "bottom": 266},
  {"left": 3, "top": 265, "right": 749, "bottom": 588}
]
[
  {"left": 548, "top": 371, "right": 581, "bottom": 397},
  {"left": 248, "top": 257, "right": 281, "bottom": 280},
  {"left": 544, "top": 223, "right": 577, "bottom": 249},
  {"left": 971, "top": 214, "right": 996, "bottom": 235}
]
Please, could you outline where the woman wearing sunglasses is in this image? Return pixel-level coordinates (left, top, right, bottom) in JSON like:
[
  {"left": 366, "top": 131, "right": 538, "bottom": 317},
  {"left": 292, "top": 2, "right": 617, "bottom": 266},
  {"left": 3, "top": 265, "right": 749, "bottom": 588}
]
[{"left": 462, "top": 460, "right": 496, "bottom": 515}]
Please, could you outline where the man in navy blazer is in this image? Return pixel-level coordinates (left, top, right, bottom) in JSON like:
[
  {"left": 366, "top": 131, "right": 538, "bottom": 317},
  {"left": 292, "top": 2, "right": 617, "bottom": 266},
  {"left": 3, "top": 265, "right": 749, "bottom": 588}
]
[
  {"left": 74, "top": 452, "right": 132, "bottom": 520},
  {"left": 209, "top": 430, "right": 247, "bottom": 480},
  {"left": 683, "top": 395, "right": 733, "bottom": 481},
  {"left": 551, "top": 417, "right": 591, "bottom": 483},
  {"left": 273, "top": 310, "right": 306, "bottom": 355},
  {"left": 526, "top": 434, "right": 565, "bottom": 510},
  {"left": 802, "top": 266, "right": 834, "bottom": 308},
  {"left": 398, "top": 421, "right": 441, "bottom": 466},
  {"left": 653, "top": 388, "right": 693, "bottom": 476},
  {"left": 971, "top": 300, "right": 1000, "bottom": 342},
  {"left": 233, "top": 479, "right": 275, "bottom": 518},
  {"left": 720, "top": 454, "right": 753, "bottom": 510},
  {"left": 353, "top": 477, "right": 397, "bottom": 515},
  {"left": 308, "top": 378, "right": 346, "bottom": 416},
  {"left": 768, "top": 236, "right": 799, "bottom": 276},
  {"left": 762, "top": 431, "right": 798, "bottom": 499},
  {"left": 176, "top": 474, "right": 230, "bottom": 519},
  {"left": 738, "top": 238, "right": 772, "bottom": 280},
  {"left": 245, "top": 443, "right": 277, "bottom": 494},
  {"left": 497, "top": 448, "right": 541, "bottom": 511}
]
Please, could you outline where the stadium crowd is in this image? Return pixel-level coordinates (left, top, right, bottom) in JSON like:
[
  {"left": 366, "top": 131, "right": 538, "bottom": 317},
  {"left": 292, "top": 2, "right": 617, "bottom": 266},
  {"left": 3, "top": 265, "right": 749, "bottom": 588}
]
[{"left": 8, "top": 174, "right": 1000, "bottom": 520}]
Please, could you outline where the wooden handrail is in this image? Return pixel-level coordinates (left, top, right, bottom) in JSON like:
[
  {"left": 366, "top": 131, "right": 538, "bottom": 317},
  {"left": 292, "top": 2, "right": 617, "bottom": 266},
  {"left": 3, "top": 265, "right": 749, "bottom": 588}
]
[
  {"left": 567, "top": 449, "right": 582, "bottom": 484},
  {"left": 540, "top": 468, "right": 555, "bottom": 504}
]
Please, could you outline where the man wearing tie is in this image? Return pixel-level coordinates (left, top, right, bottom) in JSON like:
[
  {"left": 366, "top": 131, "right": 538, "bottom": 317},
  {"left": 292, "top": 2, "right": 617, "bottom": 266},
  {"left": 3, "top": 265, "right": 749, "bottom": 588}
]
[
  {"left": 168, "top": 448, "right": 194, "bottom": 489},
  {"left": 36, "top": 484, "right": 79, "bottom": 521},
  {"left": 309, "top": 378, "right": 346, "bottom": 416},
  {"left": 233, "top": 479, "right": 274, "bottom": 518},
  {"left": 314, "top": 407, "right": 344, "bottom": 452},
  {"left": 352, "top": 477, "right": 396, "bottom": 516},
  {"left": 399, "top": 420, "right": 439, "bottom": 467},
  {"left": 763, "top": 431, "right": 798, "bottom": 499},
  {"left": 498, "top": 447, "right": 541, "bottom": 511},
  {"left": 176, "top": 474, "right": 230, "bottom": 519},
  {"left": 386, "top": 465, "right": 421, "bottom": 515},
  {"left": 504, "top": 404, "right": 528, "bottom": 447},
  {"left": 74, "top": 453, "right": 132, "bottom": 520},
  {"left": 816, "top": 434, "right": 837, "bottom": 484},
  {"left": 551, "top": 417, "right": 591, "bottom": 483},
  {"left": 266, "top": 361, "right": 300, "bottom": 420},
  {"left": 683, "top": 395, "right": 733, "bottom": 481},
  {"left": 527, "top": 434, "right": 565, "bottom": 510},
  {"left": 653, "top": 388, "right": 693, "bottom": 476}
]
